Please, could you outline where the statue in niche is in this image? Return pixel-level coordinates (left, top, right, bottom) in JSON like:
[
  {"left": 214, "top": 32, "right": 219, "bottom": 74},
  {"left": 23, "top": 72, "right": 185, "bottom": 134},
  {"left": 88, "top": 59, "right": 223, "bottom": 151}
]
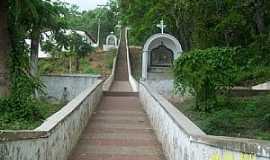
[
  {"left": 108, "top": 37, "right": 115, "bottom": 46},
  {"left": 150, "top": 42, "right": 174, "bottom": 67}
]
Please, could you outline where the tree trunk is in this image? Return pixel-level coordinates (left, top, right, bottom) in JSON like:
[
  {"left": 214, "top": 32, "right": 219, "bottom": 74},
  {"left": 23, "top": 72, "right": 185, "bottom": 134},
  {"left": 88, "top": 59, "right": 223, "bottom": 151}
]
[
  {"left": 30, "top": 28, "right": 40, "bottom": 77},
  {"left": 75, "top": 56, "right": 80, "bottom": 72},
  {"left": 0, "top": 0, "right": 10, "bottom": 97},
  {"left": 69, "top": 56, "right": 72, "bottom": 73},
  {"left": 254, "top": 0, "right": 265, "bottom": 33}
]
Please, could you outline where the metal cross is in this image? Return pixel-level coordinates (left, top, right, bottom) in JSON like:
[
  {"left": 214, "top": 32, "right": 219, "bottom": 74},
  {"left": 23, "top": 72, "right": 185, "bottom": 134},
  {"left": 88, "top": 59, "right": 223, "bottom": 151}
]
[{"left": 156, "top": 19, "right": 166, "bottom": 34}]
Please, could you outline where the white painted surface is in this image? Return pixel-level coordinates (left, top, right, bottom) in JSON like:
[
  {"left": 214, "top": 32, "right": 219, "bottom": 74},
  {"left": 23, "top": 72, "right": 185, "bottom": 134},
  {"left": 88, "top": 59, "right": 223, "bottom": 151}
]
[
  {"left": 139, "top": 81, "right": 270, "bottom": 160},
  {"left": 252, "top": 81, "right": 270, "bottom": 90}
]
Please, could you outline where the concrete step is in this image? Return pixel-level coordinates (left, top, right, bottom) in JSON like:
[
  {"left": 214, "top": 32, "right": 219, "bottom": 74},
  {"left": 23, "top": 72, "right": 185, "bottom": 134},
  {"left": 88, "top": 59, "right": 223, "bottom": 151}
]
[{"left": 104, "top": 91, "right": 139, "bottom": 97}]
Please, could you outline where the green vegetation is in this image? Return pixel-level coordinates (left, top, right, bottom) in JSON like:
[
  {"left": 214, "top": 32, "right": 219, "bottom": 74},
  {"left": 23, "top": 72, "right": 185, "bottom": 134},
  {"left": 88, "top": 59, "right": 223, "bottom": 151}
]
[
  {"left": 234, "top": 66, "right": 270, "bottom": 87},
  {"left": 0, "top": 99, "right": 64, "bottom": 130},
  {"left": 177, "top": 95, "right": 270, "bottom": 140},
  {"left": 121, "top": 0, "right": 270, "bottom": 140},
  {"left": 39, "top": 50, "right": 115, "bottom": 75},
  {"left": 67, "top": 0, "right": 118, "bottom": 45},
  {"left": 174, "top": 48, "right": 237, "bottom": 111},
  {"left": 129, "top": 47, "right": 142, "bottom": 80},
  {"left": 0, "top": 0, "right": 68, "bottom": 131},
  {"left": 120, "top": 0, "right": 270, "bottom": 52},
  {"left": 0, "top": 0, "right": 117, "bottom": 130}
]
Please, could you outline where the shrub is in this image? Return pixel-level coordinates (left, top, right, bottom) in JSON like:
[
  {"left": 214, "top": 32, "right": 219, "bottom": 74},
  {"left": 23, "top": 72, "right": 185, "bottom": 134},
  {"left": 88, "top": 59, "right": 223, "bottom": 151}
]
[{"left": 173, "top": 47, "right": 237, "bottom": 111}]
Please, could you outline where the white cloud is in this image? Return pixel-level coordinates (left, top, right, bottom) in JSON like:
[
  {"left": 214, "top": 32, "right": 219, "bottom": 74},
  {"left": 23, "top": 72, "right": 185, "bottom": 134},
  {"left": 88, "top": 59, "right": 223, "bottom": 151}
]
[{"left": 62, "top": 0, "right": 108, "bottom": 11}]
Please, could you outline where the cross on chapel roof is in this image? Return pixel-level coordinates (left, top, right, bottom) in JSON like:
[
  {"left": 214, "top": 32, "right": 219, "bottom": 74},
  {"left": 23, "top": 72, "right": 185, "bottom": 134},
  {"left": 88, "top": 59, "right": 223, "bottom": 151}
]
[{"left": 156, "top": 19, "right": 167, "bottom": 34}]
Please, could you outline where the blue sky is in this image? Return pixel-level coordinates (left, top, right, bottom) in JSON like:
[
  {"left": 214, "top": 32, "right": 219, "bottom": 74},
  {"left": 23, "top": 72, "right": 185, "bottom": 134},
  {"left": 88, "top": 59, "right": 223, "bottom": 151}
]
[{"left": 62, "top": 0, "right": 108, "bottom": 11}]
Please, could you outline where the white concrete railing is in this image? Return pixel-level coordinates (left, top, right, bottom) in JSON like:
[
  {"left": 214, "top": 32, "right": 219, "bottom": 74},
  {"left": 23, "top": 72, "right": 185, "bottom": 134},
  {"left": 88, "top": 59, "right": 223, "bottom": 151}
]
[
  {"left": 0, "top": 79, "right": 104, "bottom": 160},
  {"left": 139, "top": 81, "right": 270, "bottom": 160},
  {"left": 125, "top": 28, "right": 139, "bottom": 92},
  {"left": 103, "top": 31, "right": 122, "bottom": 91}
]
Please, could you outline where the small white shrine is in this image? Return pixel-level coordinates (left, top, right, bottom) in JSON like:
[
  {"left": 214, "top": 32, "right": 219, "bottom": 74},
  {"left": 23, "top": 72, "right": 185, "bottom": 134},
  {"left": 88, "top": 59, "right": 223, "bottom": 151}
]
[
  {"left": 103, "top": 32, "right": 118, "bottom": 51},
  {"left": 141, "top": 20, "right": 183, "bottom": 96},
  {"left": 142, "top": 20, "right": 183, "bottom": 80}
]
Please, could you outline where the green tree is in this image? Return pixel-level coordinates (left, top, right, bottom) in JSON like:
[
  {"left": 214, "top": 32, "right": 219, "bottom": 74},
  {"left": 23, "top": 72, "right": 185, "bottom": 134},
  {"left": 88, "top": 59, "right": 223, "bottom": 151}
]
[
  {"left": 0, "top": 0, "right": 72, "bottom": 124},
  {"left": 174, "top": 48, "right": 237, "bottom": 111},
  {"left": 67, "top": 2, "right": 118, "bottom": 47},
  {"left": 68, "top": 32, "right": 93, "bottom": 71},
  {"left": 27, "top": 0, "right": 68, "bottom": 77}
]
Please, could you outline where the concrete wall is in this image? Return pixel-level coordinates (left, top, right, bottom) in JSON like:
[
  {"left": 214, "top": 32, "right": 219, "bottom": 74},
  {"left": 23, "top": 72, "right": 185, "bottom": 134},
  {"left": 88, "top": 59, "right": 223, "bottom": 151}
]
[
  {"left": 139, "top": 81, "right": 270, "bottom": 160},
  {"left": 252, "top": 81, "right": 270, "bottom": 90},
  {"left": 0, "top": 79, "right": 104, "bottom": 160},
  {"left": 146, "top": 79, "right": 174, "bottom": 97},
  {"left": 41, "top": 74, "right": 101, "bottom": 101}
]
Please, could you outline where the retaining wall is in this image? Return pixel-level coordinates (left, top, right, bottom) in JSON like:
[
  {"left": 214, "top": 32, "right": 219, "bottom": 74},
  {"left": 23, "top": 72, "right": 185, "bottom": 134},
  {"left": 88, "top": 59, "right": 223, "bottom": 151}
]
[
  {"left": 41, "top": 74, "right": 101, "bottom": 101},
  {"left": 253, "top": 82, "right": 270, "bottom": 90},
  {"left": 139, "top": 81, "right": 270, "bottom": 160},
  {"left": 0, "top": 79, "right": 104, "bottom": 160}
]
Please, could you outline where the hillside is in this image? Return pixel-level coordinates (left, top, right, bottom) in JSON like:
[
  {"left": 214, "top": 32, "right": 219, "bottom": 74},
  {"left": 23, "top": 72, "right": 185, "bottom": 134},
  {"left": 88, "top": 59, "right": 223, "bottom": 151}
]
[{"left": 39, "top": 50, "right": 116, "bottom": 76}]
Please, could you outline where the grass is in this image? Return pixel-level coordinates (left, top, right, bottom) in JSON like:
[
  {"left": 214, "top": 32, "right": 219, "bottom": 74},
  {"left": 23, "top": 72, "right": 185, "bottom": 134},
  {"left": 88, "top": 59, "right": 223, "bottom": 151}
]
[
  {"left": 39, "top": 50, "right": 116, "bottom": 76},
  {"left": 0, "top": 99, "right": 64, "bottom": 130},
  {"left": 234, "top": 66, "right": 270, "bottom": 86},
  {"left": 176, "top": 94, "right": 270, "bottom": 141},
  {"left": 80, "top": 58, "right": 98, "bottom": 74}
]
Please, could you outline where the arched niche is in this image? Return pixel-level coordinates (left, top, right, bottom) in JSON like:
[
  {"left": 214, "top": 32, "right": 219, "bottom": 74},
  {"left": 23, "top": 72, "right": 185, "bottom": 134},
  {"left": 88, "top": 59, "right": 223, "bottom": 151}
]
[
  {"left": 142, "top": 33, "right": 183, "bottom": 80},
  {"left": 105, "top": 33, "right": 118, "bottom": 46}
]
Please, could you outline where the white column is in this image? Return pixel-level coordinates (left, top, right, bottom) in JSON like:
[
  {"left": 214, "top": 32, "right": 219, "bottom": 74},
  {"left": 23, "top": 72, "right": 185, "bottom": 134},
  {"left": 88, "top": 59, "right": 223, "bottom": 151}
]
[{"left": 142, "top": 50, "right": 148, "bottom": 80}]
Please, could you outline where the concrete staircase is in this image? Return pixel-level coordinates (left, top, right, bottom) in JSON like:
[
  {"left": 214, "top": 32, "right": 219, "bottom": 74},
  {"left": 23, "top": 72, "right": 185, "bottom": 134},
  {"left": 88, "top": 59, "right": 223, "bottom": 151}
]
[
  {"left": 114, "top": 30, "right": 129, "bottom": 81},
  {"left": 103, "top": 91, "right": 139, "bottom": 97},
  {"left": 68, "top": 29, "right": 166, "bottom": 160},
  {"left": 68, "top": 94, "right": 165, "bottom": 160}
]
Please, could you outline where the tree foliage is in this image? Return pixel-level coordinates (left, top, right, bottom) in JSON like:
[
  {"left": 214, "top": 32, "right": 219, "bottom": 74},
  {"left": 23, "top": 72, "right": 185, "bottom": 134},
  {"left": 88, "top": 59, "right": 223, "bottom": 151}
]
[
  {"left": 120, "top": 0, "right": 270, "bottom": 111},
  {"left": 67, "top": 1, "right": 119, "bottom": 45},
  {"left": 69, "top": 32, "right": 93, "bottom": 71},
  {"left": 1, "top": 0, "right": 87, "bottom": 126},
  {"left": 120, "top": 0, "right": 270, "bottom": 54},
  {"left": 174, "top": 48, "right": 237, "bottom": 111}
]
